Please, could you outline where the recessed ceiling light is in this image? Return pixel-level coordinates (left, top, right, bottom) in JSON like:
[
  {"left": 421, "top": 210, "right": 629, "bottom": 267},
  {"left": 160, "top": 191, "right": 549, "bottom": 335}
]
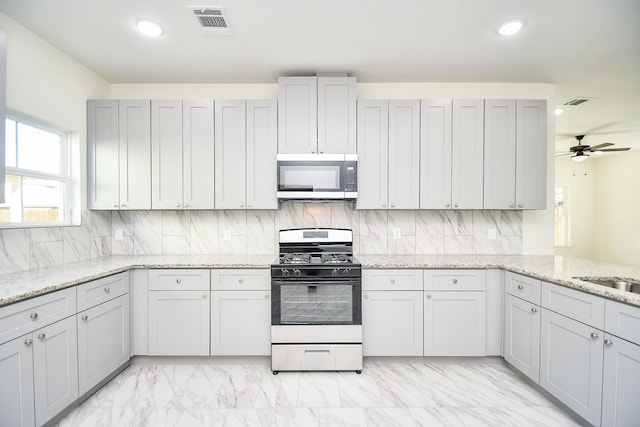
[
  {"left": 554, "top": 108, "right": 565, "bottom": 116},
  {"left": 498, "top": 20, "right": 524, "bottom": 36},
  {"left": 136, "top": 19, "right": 163, "bottom": 37}
]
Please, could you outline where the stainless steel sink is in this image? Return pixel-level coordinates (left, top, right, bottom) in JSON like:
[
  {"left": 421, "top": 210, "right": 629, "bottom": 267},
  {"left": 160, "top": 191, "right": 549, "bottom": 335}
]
[{"left": 574, "top": 277, "right": 640, "bottom": 294}]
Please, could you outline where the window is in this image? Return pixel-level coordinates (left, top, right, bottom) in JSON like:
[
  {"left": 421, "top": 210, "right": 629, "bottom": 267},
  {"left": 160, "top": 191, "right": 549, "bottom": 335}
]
[
  {"left": 554, "top": 186, "right": 570, "bottom": 247},
  {"left": 2, "top": 114, "right": 70, "bottom": 225}
]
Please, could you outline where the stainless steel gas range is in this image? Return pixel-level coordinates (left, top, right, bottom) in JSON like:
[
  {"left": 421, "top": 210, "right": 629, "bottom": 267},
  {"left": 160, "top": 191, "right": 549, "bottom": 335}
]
[{"left": 270, "top": 228, "right": 362, "bottom": 374}]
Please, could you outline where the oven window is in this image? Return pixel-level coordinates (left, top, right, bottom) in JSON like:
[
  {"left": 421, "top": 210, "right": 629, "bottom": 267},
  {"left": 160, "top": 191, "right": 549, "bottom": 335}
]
[
  {"left": 279, "top": 165, "right": 341, "bottom": 190},
  {"left": 279, "top": 284, "right": 353, "bottom": 324}
]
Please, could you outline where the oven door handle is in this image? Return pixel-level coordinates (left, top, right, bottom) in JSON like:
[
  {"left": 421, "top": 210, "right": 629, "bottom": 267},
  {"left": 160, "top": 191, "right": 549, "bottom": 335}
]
[{"left": 271, "top": 280, "right": 357, "bottom": 287}]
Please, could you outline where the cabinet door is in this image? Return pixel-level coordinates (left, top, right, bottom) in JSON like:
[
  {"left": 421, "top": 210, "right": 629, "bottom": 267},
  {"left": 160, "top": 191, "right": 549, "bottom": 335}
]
[
  {"left": 424, "top": 291, "right": 486, "bottom": 356},
  {"left": 388, "top": 100, "right": 420, "bottom": 209},
  {"left": 540, "top": 308, "right": 603, "bottom": 426},
  {"left": 419, "top": 99, "right": 452, "bottom": 209},
  {"left": 148, "top": 291, "right": 210, "bottom": 355},
  {"left": 356, "top": 100, "right": 389, "bottom": 210},
  {"left": 183, "top": 100, "right": 215, "bottom": 209},
  {"left": 278, "top": 76, "right": 317, "bottom": 154},
  {"left": 602, "top": 334, "right": 640, "bottom": 427},
  {"left": 516, "top": 100, "right": 547, "bottom": 209},
  {"left": 215, "top": 100, "right": 247, "bottom": 209},
  {"left": 451, "top": 100, "right": 484, "bottom": 209},
  {"left": 362, "top": 290, "right": 423, "bottom": 356},
  {"left": 77, "top": 295, "right": 130, "bottom": 395},
  {"left": 33, "top": 316, "right": 78, "bottom": 427},
  {"left": 211, "top": 290, "right": 271, "bottom": 355},
  {"left": 246, "top": 100, "right": 277, "bottom": 209},
  {"left": 317, "top": 76, "right": 356, "bottom": 154},
  {"left": 0, "top": 335, "right": 35, "bottom": 427},
  {"left": 483, "top": 100, "right": 516, "bottom": 209},
  {"left": 151, "top": 100, "right": 184, "bottom": 209},
  {"left": 118, "top": 100, "right": 151, "bottom": 209},
  {"left": 504, "top": 294, "right": 540, "bottom": 382},
  {"left": 87, "top": 100, "right": 119, "bottom": 210}
]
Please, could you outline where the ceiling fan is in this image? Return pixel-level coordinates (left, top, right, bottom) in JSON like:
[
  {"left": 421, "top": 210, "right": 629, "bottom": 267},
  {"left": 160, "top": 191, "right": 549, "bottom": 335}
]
[{"left": 556, "top": 135, "right": 631, "bottom": 162}]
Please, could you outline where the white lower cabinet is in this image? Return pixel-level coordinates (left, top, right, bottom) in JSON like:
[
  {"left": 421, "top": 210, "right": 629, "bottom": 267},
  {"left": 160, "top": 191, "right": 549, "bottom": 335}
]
[
  {"left": 211, "top": 291, "right": 271, "bottom": 355},
  {"left": 424, "top": 291, "right": 486, "bottom": 356},
  {"left": 77, "top": 295, "right": 130, "bottom": 395},
  {"left": 540, "top": 308, "right": 603, "bottom": 426},
  {"left": 362, "top": 290, "right": 424, "bottom": 356},
  {"left": 148, "top": 291, "right": 210, "bottom": 355},
  {"left": 33, "top": 315, "right": 79, "bottom": 426},
  {"left": 0, "top": 335, "right": 35, "bottom": 427},
  {"left": 601, "top": 334, "right": 640, "bottom": 427},
  {"left": 503, "top": 293, "right": 540, "bottom": 382}
]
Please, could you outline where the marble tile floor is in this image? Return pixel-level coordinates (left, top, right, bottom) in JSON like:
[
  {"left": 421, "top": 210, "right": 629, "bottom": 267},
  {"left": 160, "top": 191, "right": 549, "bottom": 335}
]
[{"left": 58, "top": 358, "right": 583, "bottom": 427}]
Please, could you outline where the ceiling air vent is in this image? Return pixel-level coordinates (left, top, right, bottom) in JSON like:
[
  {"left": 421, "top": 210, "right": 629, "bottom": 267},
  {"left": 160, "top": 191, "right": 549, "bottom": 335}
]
[
  {"left": 563, "top": 98, "right": 593, "bottom": 106},
  {"left": 189, "top": 7, "right": 233, "bottom": 34}
]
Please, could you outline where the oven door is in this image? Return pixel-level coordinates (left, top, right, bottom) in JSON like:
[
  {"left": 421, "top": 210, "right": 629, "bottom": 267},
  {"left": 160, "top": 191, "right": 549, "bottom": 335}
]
[{"left": 271, "top": 279, "right": 362, "bottom": 326}]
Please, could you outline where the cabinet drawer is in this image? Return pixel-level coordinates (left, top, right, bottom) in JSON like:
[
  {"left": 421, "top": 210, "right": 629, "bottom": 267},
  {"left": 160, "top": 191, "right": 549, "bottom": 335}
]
[
  {"left": 211, "top": 269, "right": 270, "bottom": 291},
  {"left": 77, "top": 272, "right": 130, "bottom": 311},
  {"left": 605, "top": 300, "right": 640, "bottom": 345},
  {"left": 505, "top": 272, "right": 541, "bottom": 305},
  {"left": 542, "top": 282, "right": 604, "bottom": 329},
  {"left": 148, "top": 269, "right": 210, "bottom": 290},
  {"left": 424, "top": 270, "right": 486, "bottom": 291},
  {"left": 362, "top": 270, "right": 423, "bottom": 291},
  {"left": 0, "top": 288, "right": 76, "bottom": 345}
]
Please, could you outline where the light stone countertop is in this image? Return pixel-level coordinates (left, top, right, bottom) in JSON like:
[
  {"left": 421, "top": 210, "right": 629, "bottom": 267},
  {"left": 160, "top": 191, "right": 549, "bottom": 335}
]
[{"left": 1, "top": 254, "right": 640, "bottom": 308}]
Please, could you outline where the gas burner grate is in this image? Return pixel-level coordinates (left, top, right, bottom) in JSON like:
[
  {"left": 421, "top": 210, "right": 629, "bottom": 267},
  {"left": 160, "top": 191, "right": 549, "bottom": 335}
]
[{"left": 280, "top": 253, "right": 311, "bottom": 264}]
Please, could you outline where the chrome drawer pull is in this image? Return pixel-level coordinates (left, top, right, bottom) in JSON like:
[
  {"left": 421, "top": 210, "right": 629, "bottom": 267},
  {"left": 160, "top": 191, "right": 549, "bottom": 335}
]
[
  {"left": 452, "top": 279, "right": 458, "bottom": 284},
  {"left": 590, "top": 332, "right": 599, "bottom": 339},
  {"left": 24, "top": 338, "right": 33, "bottom": 346},
  {"left": 531, "top": 307, "right": 537, "bottom": 313},
  {"left": 82, "top": 315, "right": 88, "bottom": 321},
  {"left": 104, "top": 287, "right": 110, "bottom": 293},
  {"left": 176, "top": 278, "right": 182, "bottom": 284},
  {"left": 604, "top": 339, "right": 613, "bottom": 346},
  {"left": 517, "top": 285, "right": 524, "bottom": 290},
  {"left": 29, "top": 312, "right": 39, "bottom": 320},
  {"left": 305, "top": 349, "right": 330, "bottom": 355},
  {"left": 37, "top": 333, "right": 46, "bottom": 340}
]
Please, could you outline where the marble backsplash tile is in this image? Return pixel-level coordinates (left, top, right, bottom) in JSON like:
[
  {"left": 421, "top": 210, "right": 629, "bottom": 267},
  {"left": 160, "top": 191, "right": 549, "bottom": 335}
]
[{"left": 0, "top": 203, "right": 524, "bottom": 275}]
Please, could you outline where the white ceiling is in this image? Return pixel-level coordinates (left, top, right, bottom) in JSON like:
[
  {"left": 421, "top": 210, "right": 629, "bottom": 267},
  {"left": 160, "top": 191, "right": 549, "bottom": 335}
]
[{"left": 1, "top": 0, "right": 639, "bottom": 153}]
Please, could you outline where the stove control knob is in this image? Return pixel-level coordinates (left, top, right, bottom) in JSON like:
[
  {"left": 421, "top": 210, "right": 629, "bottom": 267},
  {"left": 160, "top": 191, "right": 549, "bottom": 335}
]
[
  {"left": 332, "top": 268, "right": 339, "bottom": 277},
  {"left": 293, "top": 269, "right": 301, "bottom": 277},
  {"left": 281, "top": 269, "right": 290, "bottom": 277},
  {"left": 343, "top": 268, "right": 351, "bottom": 276}
]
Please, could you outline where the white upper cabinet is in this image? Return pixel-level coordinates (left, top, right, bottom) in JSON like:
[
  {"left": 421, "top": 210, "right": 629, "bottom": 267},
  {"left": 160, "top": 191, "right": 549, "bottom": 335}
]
[
  {"left": 278, "top": 76, "right": 356, "bottom": 154},
  {"left": 215, "top": 100, "right": 277, "bottom": 209},
  {"left": 420, "top": 99, "right": 484, "bottom": 209},
  {"left": 420, "top": 99, "right": 452, "bottom": 209},
  {"left": 356, "top": 100, "right": 419, "bottom": 209},
  {"left": 152, "top": 100, "right": 215, "bottom": 209},
  {"left": 88, "top": 100, "right": 151, "bottom": 210},
  {"left": 484, "top": 99, "right": 547, "bottom": 209},
  {"left": 451, "top": 99, "right": 484, "bottom": 209}
]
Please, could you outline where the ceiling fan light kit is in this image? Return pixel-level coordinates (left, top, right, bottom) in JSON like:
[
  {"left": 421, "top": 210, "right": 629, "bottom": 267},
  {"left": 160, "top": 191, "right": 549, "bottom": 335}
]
[{"left": 571, "top": 152, "right": 589, "bottom": 162}]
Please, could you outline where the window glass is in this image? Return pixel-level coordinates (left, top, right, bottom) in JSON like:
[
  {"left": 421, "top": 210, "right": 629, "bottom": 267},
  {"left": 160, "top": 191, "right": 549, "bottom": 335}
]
[
  {"left": 16, "top": 122, "right": 61, "bottom": 174},
  {"left": 4, "top": 118, "right": 16, "bottom": 167},
  {"left": 554, "top": 186, "right": 570, "bottom": 247}
]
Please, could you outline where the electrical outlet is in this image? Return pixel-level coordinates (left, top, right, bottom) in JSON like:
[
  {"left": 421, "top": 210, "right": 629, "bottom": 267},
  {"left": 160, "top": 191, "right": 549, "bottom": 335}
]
[
  {"left": 392, "top": 228, "right": 401, "bottom": 239},
  {"left": 488, "top": 227, "right": 497, "bottom": 240},
  {"left": 114, "top": 228, "right": 124, "bottom": 241},
  {"left": 223, "top": 229, "right": 232, "bottom": 241}
]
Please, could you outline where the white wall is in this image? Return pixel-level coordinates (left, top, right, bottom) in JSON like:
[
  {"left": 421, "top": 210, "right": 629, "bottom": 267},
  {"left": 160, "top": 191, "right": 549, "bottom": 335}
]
[
  {"left": 554, "top": 157, "right": 595, "bottom": 260},
  {"left": 592, "top": 150, "right": 640, "bottom": 267},
  {"left": 111, "top": 81, "right": 556, "bottom": 255},
  {"left": 0, "top": 13, "right": 110, "bottom": 212}
]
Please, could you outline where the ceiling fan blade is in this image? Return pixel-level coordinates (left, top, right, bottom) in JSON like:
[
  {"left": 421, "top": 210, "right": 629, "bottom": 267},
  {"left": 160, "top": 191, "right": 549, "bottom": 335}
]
[
  {"left": 596, "top": 147, "right": 631, "bottom": 152},
  {"left": 588, "top": 143, "right": 614, "bottom": 151},
  {"left": 555, "top": 153, "right": 572, "bottom": 157}
]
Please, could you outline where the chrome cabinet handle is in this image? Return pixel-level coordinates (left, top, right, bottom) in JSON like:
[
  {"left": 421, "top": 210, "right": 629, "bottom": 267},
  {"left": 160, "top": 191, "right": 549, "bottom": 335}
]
[
  {"left": 121, "top": 203, "right": 127, "bottom": 208},
  {"left": 202, "top": 294, "right": 207, "bottom": 299},
  {"left": 509, "top": 203, "right": 515, "bottom": 208},
  {"left": 531, "top": 307, "right": 537, "bottom": 313},
  {"left": 37, "top": 333, "right": 46, "bottom": 340},
  {"left": 390, "top": 203, "right": 395, "bottom": 208},
  {"left": 518, "top": 203, "right": 523, "bottom": 208},
  {"left": 24, "top": 338, "right": 33, "bottom": 346},
  {"left": 445, "top": 203, "right": 451, "bottom": 208},
  {"left": 176, "top": 203, "right": 181, "bottom": 208},
  {"left": 604, "top": 339, "right": 613, "bottom": 346},
  {"left": 382, "top": 203, "right": 387, "bottom": 208},
  {"left": 590, "top": 332, "right": 599, "bottom": 339},
  {"left": 104, "top": 287, "right": 110, "bottom": 293},
  {"left": 184, "top": 204, "right": 190, "bottom": 208},
  {"left": 176, "top": 278, "right": 182, "bottom": 284},
  {"left": 517, "top": 284, "right": 524, "bottom": 290},
  {"left": 239, "top": 278, "right": 244, "bottom": 284},
  {"left": 454, "top": 203, "right": 459, "bottom": 208},
  {"left": 82, "top": 315, "right": 88, "bottom": 321},
  {"left": 248, "top": 204, "right": 253, "bottom": 208},
  {"left": 29, "top": 312, "right": 38, "bottom": 320},
  {"left": 113, "top": 204, "right": 119, "bottom": 208},
  {"left": 240, "top": 203, "right": 245, "bottom": 208},
  {"left": 364, "top": 293, "right": 369, "bottom": 300},
  {"left": 426, "top": 293, "right": 432, "bottom": 299},
  {"left": 452, "top": 279, "right": 458, "bottom": 284},
  {"left": 390, "top": 279, "right": 395, "bottom": 284}
]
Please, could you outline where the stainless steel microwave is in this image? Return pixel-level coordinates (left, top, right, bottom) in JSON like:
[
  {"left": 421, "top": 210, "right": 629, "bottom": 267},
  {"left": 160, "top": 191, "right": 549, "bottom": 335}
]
[{"left": 277, "top": 154, "right": 357, "bottom": 200}]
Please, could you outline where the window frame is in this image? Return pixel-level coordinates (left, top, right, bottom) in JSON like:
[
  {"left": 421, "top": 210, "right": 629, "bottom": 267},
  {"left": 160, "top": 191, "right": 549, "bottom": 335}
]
[{"left": 1, "top": 112, "right": 72, "bottom": 227}]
